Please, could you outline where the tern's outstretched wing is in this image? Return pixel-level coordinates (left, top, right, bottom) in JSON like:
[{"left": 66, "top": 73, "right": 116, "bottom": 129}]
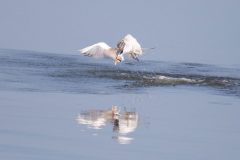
[
  {"left": 79, "top": 42, "right": 116, "bottom": 60},
  {"left": 117, "top": 34, "right": 143, "bottom": 61}
]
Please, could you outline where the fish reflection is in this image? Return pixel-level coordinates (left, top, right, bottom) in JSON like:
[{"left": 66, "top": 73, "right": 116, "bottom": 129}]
[{"left": 76, "top": 106, "right": 138, "bottom": 144}]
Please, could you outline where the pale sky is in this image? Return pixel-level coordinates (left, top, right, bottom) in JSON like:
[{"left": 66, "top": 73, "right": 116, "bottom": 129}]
[{"left": 0, "top": 0, "right": 239, "bottom": 65}]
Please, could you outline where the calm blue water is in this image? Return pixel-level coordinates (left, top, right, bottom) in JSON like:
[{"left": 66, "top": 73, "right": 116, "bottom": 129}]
[{"left": 0, "top": 49, "right": 240, "bottom": 160}]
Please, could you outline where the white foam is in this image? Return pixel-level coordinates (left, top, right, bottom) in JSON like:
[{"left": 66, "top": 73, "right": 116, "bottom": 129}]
[{"left": 156, "top": 75, "right": 197, "bottom": 84}]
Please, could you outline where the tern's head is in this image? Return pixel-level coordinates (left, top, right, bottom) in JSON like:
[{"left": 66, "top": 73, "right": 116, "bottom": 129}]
[{"left": 114, "top": 54, "right": 124, "bottom": 65}]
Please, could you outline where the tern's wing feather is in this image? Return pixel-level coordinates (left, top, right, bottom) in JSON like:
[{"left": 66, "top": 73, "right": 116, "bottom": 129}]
[
  {"left": 119, "top": 34, "right": 143, "bottom": 60},
  {"left": 79, "top": 42, "right": 116, "bottom": 60}
]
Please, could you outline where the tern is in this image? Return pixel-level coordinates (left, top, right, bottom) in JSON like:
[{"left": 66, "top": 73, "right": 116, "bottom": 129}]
[{"left": 79, "top": 34, "right": 144, "bottom": 65}]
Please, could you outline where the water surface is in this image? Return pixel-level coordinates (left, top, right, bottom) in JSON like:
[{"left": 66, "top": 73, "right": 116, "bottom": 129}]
[{"left": 0, "top": 49, "right": 240, "bottom": 160}]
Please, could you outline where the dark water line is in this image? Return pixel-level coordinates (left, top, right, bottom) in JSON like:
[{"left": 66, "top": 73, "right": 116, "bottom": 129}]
[{"left": 0, "top": 49, "right": 240, "bottom": 97}]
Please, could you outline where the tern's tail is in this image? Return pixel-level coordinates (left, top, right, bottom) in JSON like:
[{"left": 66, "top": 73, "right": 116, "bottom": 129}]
[
  {"left": 141, "top": 47, "right": 155, "bottom": 53},
  {"left": 141, "top": 47, "right": 155, "bottom": 52}
]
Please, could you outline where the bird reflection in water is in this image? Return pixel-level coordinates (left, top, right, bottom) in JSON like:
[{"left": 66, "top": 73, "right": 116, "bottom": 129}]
[{"left": 76, "top": 106, "right": 138, "bottom": 144}]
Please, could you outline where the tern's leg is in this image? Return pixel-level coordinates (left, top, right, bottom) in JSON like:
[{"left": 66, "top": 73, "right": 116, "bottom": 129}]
[
  {"left": 131, "top": 55, "right": 139, "bottom": 61},
  {"left": 134, "top": 57, "right": 139, "bottom": 61}
]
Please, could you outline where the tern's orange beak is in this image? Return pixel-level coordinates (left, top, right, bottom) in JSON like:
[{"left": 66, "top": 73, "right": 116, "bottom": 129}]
[{"left": 114, "top": 55, "right": 122, "bottom": 65}]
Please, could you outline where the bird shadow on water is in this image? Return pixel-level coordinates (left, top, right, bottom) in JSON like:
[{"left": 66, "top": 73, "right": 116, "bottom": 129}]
[{"left": 76, "top": 106, "right": 138, "bottom": 144}]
